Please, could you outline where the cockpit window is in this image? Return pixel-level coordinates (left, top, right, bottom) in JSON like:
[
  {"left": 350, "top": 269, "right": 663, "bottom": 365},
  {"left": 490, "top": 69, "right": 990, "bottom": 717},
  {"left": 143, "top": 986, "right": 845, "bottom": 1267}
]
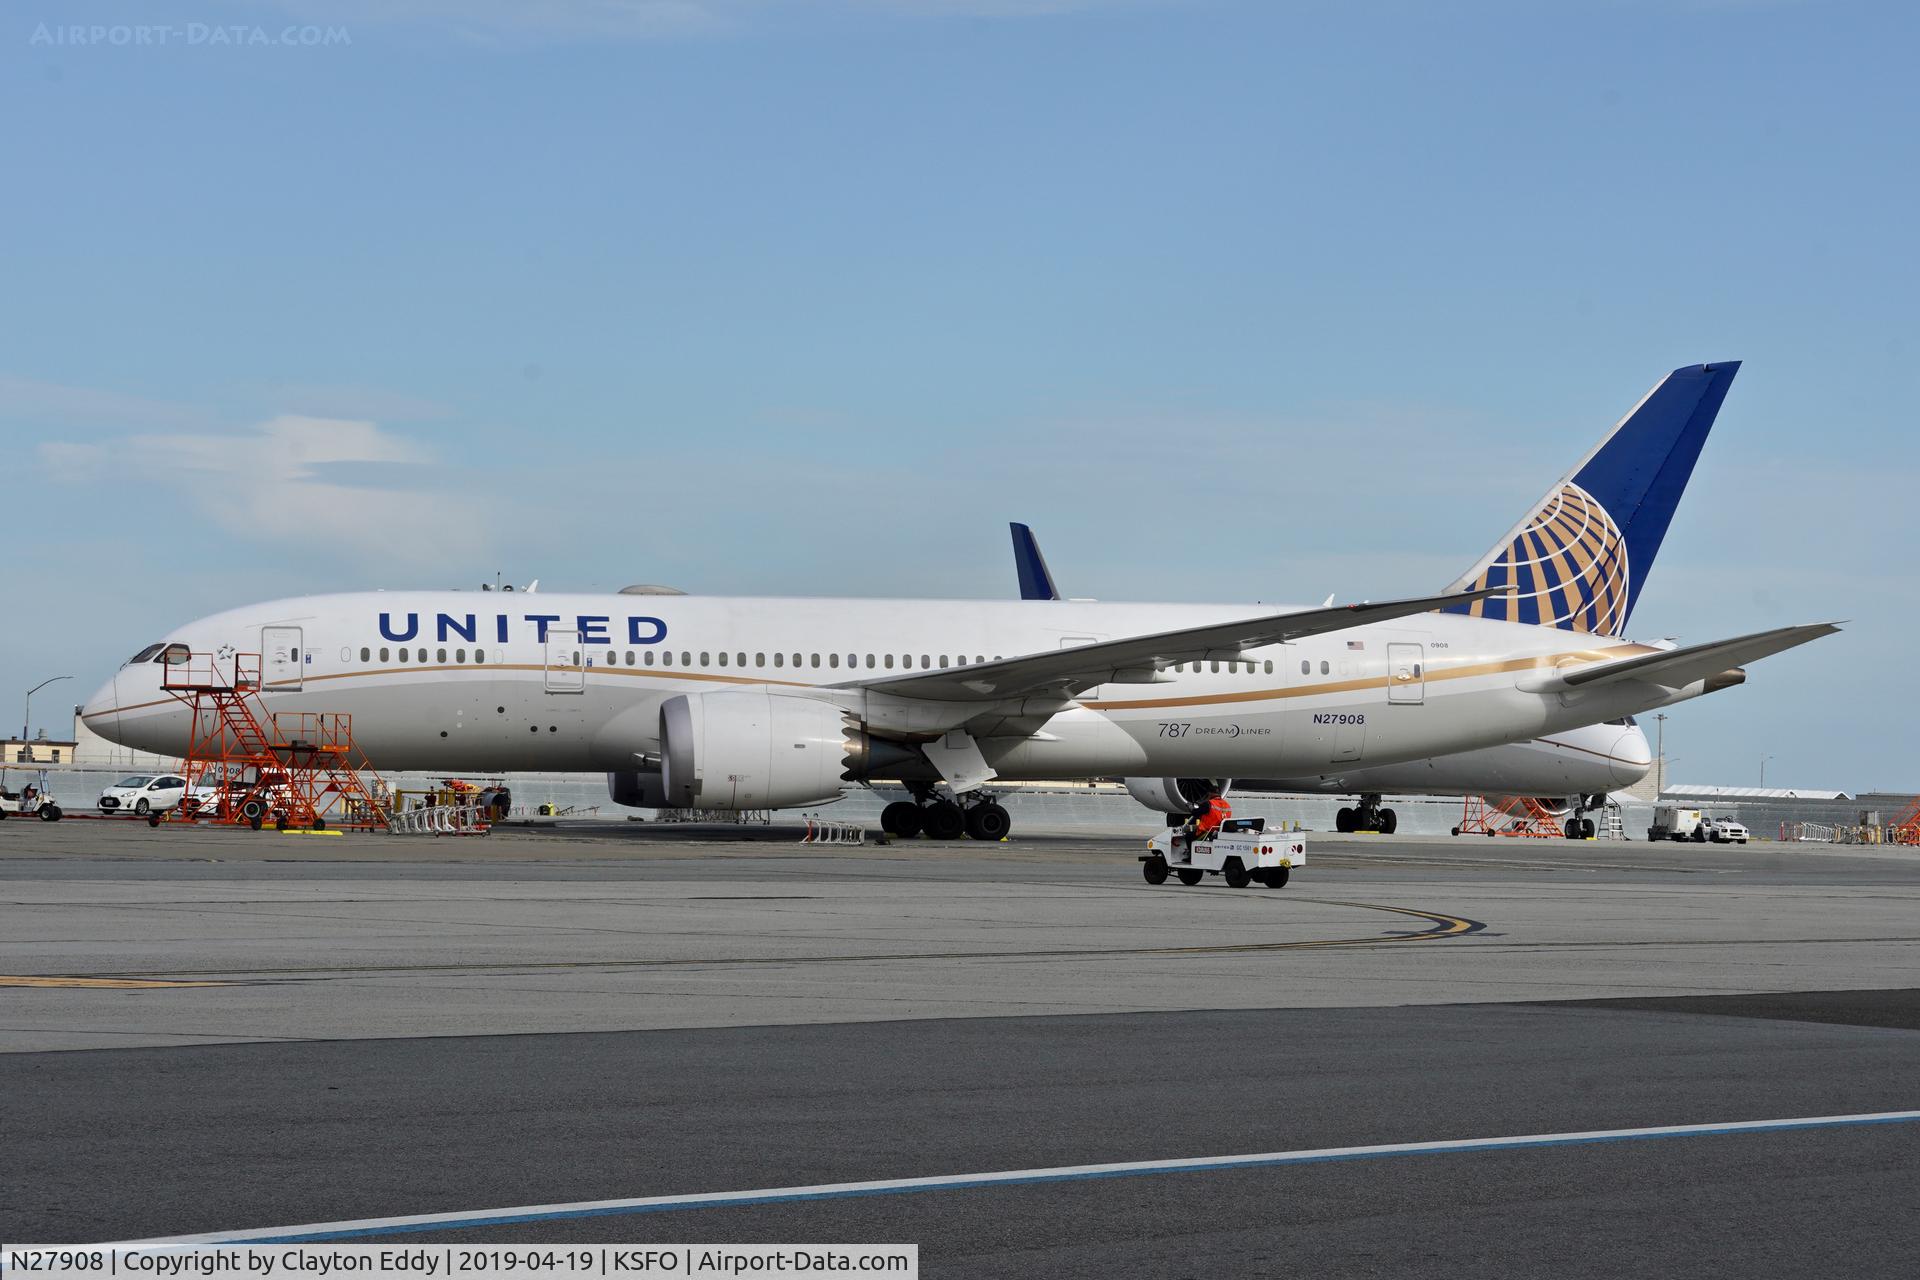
[
  {"left": 156, "top": 644, "right": 191, "bottom": 665},
  {"left": 127, "top": 644, "right": 164, "bottom": 666}
]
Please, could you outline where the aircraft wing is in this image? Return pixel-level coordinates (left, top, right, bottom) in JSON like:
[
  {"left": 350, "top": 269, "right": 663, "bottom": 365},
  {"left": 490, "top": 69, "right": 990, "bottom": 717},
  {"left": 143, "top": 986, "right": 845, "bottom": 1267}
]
[
  {"left": 845, "top": 588, "right": 1502, "bottom": 703},
  {"left": 1551, "top": 622, "right": 1840, "bottom": 690}
]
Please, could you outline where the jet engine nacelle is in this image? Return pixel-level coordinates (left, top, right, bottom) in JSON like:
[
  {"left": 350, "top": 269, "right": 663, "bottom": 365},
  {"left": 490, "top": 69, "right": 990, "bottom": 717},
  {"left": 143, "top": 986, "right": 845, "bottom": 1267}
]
[
  {"left": 1123, "top": 777, "right": 1234, "bottom": 815},
  {"left": 607, "top": 770, "right": 670, "bottom": 808},
  {"left": 659, "top": 690, "right": 859, "bottom": 810}
]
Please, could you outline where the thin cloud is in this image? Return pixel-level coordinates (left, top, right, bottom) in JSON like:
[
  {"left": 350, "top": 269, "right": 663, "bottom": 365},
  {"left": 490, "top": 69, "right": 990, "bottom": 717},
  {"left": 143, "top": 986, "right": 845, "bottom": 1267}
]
[
  {"left": 0, "top": 373, "right": 206, "bottom": 428},
  {"left": 37, "top": 415, "right": 484, "bottom": 567}
]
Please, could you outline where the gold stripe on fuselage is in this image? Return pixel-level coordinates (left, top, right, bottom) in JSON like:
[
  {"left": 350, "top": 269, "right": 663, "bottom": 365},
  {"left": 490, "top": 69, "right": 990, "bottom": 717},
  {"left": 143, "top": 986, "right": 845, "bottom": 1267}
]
[{"left": 91, "top": 643, "right": 1662, "bottom": 722}]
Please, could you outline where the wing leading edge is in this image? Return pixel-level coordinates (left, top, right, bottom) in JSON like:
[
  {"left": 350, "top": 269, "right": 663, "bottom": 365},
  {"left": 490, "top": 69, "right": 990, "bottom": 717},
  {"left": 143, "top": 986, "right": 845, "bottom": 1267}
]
[{"left": 842, "top": 588, "right": 1504, "bottom": 703}]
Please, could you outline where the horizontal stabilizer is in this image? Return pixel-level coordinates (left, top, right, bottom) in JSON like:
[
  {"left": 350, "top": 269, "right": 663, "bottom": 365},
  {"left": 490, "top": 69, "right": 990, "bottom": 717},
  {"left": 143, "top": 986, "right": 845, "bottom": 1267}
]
[
  {"left": 849, "top": 587, "right": 1503, "bottom": 703},
  {"left": 1545, "top": 622, "right": 1839, "bottom": 691}
]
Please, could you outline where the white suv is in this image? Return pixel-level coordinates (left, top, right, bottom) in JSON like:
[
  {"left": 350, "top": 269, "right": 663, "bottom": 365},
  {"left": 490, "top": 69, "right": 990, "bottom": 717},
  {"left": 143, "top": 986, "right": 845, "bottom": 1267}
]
[
  {"left": 98, "top": 775, "right": 187, "bottom": 815},
  {"left": 1705, "top": 817, "right": 1750, "bottom": 845}
]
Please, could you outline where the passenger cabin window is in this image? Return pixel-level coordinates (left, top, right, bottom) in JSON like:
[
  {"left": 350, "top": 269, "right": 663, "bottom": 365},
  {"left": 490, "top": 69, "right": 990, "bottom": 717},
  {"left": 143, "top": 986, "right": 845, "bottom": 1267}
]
[
  {"left": 1300, "top": 660, "right": 1310, "bottom": 675},
  {"left": 718, "top": 652, "right": 729, "bottom": 667},
  {"left": 380, "top": 647, "right": 391, "bottom": 662},
  {"left": 663, "top": 651, "right": 675, "bottom": 666},
  {"left": 829, "top": 654, "right": 840, "bottom": 668},
  {"left": 474, "top": 648, "right": 486, "bottom": 663},
  {"left": 437, "top": 648, "right": 447, "bottom": 663},
  {"left": 359, "top": 647, "right": 370, "bottom": 662},
  {"left": 1320, "top": 660, "right": 1330, "bottom": 674},
  {"left": 1264, "top": 660, "right": 1273, "bottom": 674},
  {"left": 737, "top": 653, "right": 746, "bottom": 667},
  {"left": 456, "top": 649, "right": 467, "bottom": 663},
  {"left": 398, "top": 649, "right": 410, "bottom": 663},
  {"left": 701, "top": 651, "right": 711, "bottom": 666},
  {"left": 772, "top": 653, "right": 783, "bottom": 668},
  {"left": 756, "top": 653, "right": 766, "bottom": 667},
  {"left": 810, "top": 654, "right": 821, "bottom": 668},
  {"left": 884, "top": 655, "right": 895, "bottom": 669}
]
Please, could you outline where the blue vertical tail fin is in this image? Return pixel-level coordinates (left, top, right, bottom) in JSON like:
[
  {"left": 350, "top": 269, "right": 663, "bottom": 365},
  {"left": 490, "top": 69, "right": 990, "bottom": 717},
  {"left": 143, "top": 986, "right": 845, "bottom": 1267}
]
[
  {"left": 1442, "top": 362, "right": 1739, "bottom": 635},
  {"left": 1011, "top": 522, "right": 1062, "bottom": 601}
]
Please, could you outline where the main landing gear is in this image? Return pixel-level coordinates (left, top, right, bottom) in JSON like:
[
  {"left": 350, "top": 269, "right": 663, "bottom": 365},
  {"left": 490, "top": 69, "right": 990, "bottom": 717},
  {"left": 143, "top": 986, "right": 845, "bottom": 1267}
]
[
  {"left": 1564, "top": 794, "right": 1603, "bottom": 840},
  {"left": 879, "top": 785, "right": 1013, "bottom": 842},
  {"left": 1334, "top": 793, "right": 1397, "bottom": 835}
]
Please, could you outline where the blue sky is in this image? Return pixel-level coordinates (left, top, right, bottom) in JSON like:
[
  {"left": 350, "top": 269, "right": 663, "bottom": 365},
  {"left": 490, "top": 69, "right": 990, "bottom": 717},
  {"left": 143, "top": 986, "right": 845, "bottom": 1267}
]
[{"left": 4, "top": 0, "right": 1914, "bottom": 788}]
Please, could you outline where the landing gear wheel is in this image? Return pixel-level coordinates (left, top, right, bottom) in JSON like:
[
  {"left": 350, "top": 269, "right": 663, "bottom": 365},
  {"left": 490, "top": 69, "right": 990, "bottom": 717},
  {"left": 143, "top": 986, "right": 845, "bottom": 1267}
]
[
  {"left": 134, "top": 798, "right": 150, "bottom": 816},
  {"left": 1335, "top": 807, "right": 1354, "bottom": 833},
  {"left": 922, "top": 802, "right": 965, "bottom": 841},
  {"left": 1263, "top": 865, "right": 1291, "bottom": 888},
  {"left": 1378, "top": 808, "right": 1398, "bottom": 835},
  {"left": 1176, "top": 868, "right": 1204, "bottom": 886},
  {"left": 1222, "top": 858, "right": 1251, "bottom": 889},
  {"left": 880, "top": 801, "right": 920, "bottom": 836},
  {"left": 964, "top": 802, "right": 1011, "bottom": 842},
  {"left": 1142, "top": 854, "right": 1170, "bottom": 885}
]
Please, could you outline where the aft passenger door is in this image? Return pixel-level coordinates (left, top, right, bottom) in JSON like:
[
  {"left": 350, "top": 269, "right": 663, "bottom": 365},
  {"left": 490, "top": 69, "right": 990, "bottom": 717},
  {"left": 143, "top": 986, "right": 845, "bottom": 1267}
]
[
  {"left": 261, "top": 625, "right": 304, "bottom": 692},
  {"left": 1387, "top": 642, "right": 1425, "bottom": 705}
]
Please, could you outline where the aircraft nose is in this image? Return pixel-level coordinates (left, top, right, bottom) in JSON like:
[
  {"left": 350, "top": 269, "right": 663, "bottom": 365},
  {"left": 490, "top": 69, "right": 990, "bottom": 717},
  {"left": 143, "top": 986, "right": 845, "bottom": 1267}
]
[
  {"left": 1611, "top": 725, "right": 1654, "bottom": 787},
  {"left": 81, "top": 673, "right": 123, "bottom": 743}
]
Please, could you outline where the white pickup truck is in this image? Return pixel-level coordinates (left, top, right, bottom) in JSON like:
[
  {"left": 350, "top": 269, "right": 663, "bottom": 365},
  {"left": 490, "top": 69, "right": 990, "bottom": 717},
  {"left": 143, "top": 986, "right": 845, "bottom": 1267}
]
[
  {"left": 1704, "top": 817, "right": 1751, "bottom": 844},
  {"left": 1142, "top": 818, "right": 1305, "bottom": 889}
]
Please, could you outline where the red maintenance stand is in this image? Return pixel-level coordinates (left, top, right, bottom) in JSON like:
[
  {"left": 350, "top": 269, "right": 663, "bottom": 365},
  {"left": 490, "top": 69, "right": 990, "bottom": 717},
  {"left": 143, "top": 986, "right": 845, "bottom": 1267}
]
[{"left": 160, "top": 651, "right": 390, "bottom": 831}]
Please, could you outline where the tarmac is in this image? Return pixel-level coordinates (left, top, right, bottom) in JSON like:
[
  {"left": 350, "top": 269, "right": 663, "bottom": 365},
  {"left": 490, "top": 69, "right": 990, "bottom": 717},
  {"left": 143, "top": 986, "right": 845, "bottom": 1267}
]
[{"left": 5, "top": 818, "right": 1919, "bottom": 1274}]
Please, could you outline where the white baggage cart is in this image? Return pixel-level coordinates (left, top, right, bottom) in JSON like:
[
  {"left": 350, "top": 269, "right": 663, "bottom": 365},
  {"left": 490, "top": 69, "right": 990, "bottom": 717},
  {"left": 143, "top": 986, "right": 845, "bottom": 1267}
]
[{"left": 1141, "top": 818, "right": 1304, "bottom": 888}]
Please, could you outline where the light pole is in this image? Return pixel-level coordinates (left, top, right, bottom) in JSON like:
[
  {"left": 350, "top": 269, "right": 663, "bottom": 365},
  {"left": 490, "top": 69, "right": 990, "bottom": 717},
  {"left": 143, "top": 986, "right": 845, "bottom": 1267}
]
[
  {"left": 1654, "top": 713, "right": 1668, "bottom": 798},
  {"left": 23, "top": 675, "right": 73, "bottom": 747},
  {"left": 1761, "top": 754, "right": 1774, "bottom": 788}
]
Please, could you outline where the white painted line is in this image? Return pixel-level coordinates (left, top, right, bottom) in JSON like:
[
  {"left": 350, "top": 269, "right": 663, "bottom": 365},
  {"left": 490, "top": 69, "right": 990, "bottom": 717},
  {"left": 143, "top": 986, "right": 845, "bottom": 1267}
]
[{"left": 119, "top": 1109, "right": 1920, "bottom": 1246}]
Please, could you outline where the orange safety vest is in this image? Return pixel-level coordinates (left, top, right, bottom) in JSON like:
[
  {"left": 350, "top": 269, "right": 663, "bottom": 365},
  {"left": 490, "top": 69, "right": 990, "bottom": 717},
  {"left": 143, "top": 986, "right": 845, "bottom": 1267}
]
[{"left": 1195, "top": 796, "right": 1231, "bottom": 837}]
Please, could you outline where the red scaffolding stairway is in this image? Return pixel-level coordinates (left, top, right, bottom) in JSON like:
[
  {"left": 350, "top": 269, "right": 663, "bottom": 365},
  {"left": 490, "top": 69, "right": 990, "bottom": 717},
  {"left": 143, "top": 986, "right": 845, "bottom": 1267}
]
[
  {"left": 1452, "top": 795, "right": 1566, "bottom": 838},
  {"left": 1888, "top": 798, "right": 1920, "bottom": 847},
  {"left": 161, "top": 651, "right": 390, "bottom": 831}
]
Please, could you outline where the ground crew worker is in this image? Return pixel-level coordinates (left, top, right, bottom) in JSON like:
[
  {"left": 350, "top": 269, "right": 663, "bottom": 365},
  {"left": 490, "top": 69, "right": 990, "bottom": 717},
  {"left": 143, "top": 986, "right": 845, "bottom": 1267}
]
[{"left": 1191, "top": 789, "right": 1231, "bottom": 840}]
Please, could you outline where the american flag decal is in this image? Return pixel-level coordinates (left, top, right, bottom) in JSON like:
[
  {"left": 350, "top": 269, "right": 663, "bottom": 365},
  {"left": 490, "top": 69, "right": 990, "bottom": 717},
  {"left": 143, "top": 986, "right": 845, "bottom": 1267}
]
[{"left": 1346, "top": 640, "right": 1365, "bottom": 650}]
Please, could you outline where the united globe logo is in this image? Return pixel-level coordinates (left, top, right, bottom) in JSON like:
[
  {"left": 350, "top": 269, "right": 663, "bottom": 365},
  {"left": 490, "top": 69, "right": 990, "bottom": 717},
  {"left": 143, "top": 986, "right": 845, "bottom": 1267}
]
[{"left": 1464, "top": 482, "right": 1631, "bottom": 635}]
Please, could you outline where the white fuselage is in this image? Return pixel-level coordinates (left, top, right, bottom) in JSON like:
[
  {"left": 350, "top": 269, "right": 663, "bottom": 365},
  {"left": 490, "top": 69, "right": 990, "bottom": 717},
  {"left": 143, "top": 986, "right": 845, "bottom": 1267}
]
[{"left": 87, "top": 591, "right": 1695, "bottom": 790}]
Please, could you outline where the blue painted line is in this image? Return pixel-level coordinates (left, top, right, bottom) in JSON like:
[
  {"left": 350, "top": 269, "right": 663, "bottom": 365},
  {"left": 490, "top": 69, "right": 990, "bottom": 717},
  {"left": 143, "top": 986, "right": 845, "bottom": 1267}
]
[{"left": 126, "top": 1110, "right": 1920, "bottom": 1246}]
